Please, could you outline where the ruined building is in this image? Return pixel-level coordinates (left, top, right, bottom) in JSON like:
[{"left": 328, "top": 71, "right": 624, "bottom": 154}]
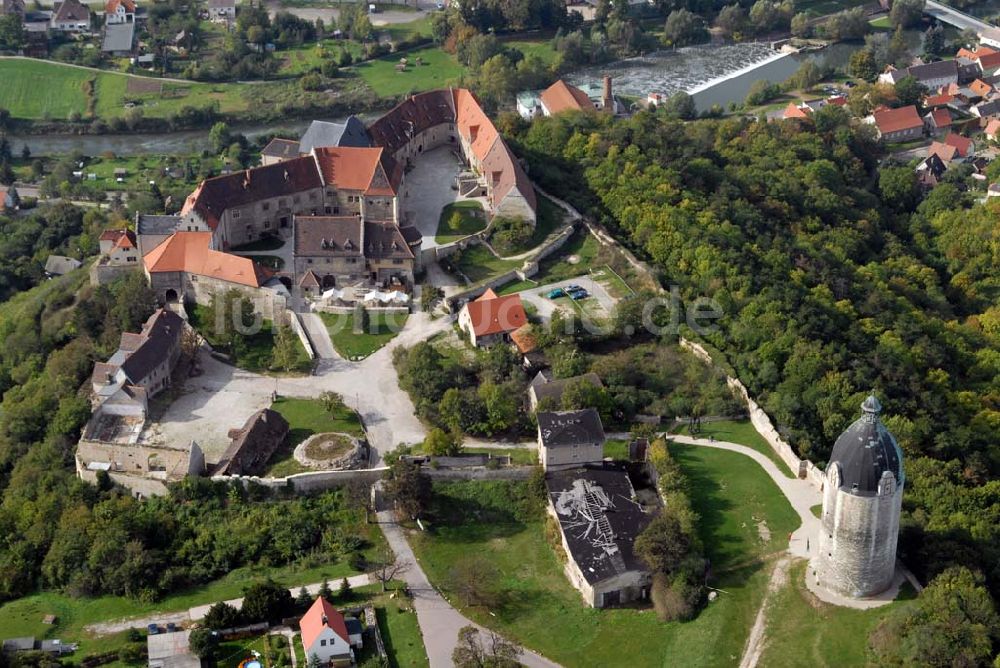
[{"left": 813, "top": 395, "right": 904, "bottom": 598}]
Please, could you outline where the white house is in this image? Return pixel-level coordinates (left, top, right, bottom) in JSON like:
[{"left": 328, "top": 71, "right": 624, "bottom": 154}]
[
  {"left": 537, "top": 408, "right": 606, "bottom": 471},
  {"left": 300, "top": 597, "right": 353, "bottom": 667},
  {"left": 207, "top": 0, "right": 236, "bottom": 22},
  {"left": 104, "top": 0, "right": 135, "bottom": 24}
]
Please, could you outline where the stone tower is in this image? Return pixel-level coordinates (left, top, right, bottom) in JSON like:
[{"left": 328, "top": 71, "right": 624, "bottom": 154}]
[{"left": 813, "top": 395, "right": 904, "bottom": 598}]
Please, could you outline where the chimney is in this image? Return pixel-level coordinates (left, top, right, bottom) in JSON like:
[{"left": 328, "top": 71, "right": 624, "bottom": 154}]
[
  {"left": 602, "top": 75, "right": 613, "bottom": 114},
  {"left": 321, "top": 614, "right": 329, "bottom": 626},
  {"left": 242, "top": 170, "right": 251, "bottom": 190}
]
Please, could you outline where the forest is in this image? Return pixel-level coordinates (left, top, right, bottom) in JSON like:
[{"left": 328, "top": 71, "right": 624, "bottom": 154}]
[{"left": 506, "top": 105, "right": 1000, "bottom": 631}]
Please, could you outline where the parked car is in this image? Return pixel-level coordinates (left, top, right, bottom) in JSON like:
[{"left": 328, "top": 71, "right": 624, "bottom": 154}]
[
  {"left": 546, "top": 288, "right": 566, "bottom": 299},
  {"left": 147, "top": 623, "right": 159, "bottom": 635},
  {"left": 569, "top": 288, "right": 589, "bottom": 300},
  {"left": 565, "top": 284, "right": 582, "bottom": 292},
  {"left": 166, "top": 622, "right": 177, "bottom": 633}
]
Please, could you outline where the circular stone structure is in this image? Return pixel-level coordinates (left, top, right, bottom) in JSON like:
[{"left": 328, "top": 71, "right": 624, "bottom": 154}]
[{"left": 293, "top": 432, "right": 367, "bottom": 470}]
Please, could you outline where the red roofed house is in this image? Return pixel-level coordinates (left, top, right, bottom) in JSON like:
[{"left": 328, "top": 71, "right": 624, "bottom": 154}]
[
  {"left": 99, "top": 229, "right": 140, "bottom": 266},
  {"left": 985, "top": 118, "right": 1000, "bottom": 141},
  {"left": 311, "top": 146, "right": 402, "bottom": 223},
  {"left": 978, "top": 51, "right": 1000, "bottom": 75},
  {"left": 300, "top": 597, "right": 353, "bottom": 666},
  {"left": 957, "top": 46, "right": 996, "bottom": 60},
  {"left": 782, "top": 102, "right": 811, "bottom": 120},
  {"left": 870, "top": 106, "right": 924, "bottom": 143},
  {"left": 923, "top": 93, "right": 955, "bottom": 108},
  {"left": 458, "top": 288, "right": 528, "bottom": 347},
  {"left": 104, "top": 0, "right": 135, "bottom": 24},
  {"left": 970, "top": 78, "right": 994, "bottom": 98},
  {"left": 923, "top": 108, "right": 952, "bottom": 135},
  {"left": 142, "top": 231, "right": 278, "bottom": 314},
  {"left": 540, "top": 80, "right": 597, "bottom": 116},
  {"left": 944, "top": 132, "right": 974, "bottom": 157}
]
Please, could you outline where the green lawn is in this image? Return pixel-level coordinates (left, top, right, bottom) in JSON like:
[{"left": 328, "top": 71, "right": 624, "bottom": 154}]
[
  {"left": 496, "top": 278, "right": 538, "bottom": 295},
  {"left": 811, "top": 504, "right": 822, "bottom": 518},
  {"left": 528, "top": 227, "right": 600, "bottom": 285},
  {"left": 0, "top": 58, "right": 92, "bottom": 119},
  {"left": 187, "top": 304, "right": 312, "bottom": 374},
  {"left": 374, "top": 597, "right": 429, "bottom": 668},
  {"left": 759, "top": 561, "right": 915, "bottom": 667},
  {"left": 673, "top": 420, "right": 795, "bottom": 478},
  {"left": 319, "top": 310, "right": 409, "bottom": 360},
  {"left": 603, "top": 438, "right": 629, "bottom": 461},
  {"left": 436, "top": 200, "right": 487, "bottom": 244},
  {"left": 452, "top": 244, "right": 521, "bottom": 284},
  {"left": 491, "top": 193, "right": 568, "bottom": 257},
  {"left": 0, "top": 560, "right": 372, "bottom": 658},
  {"left": 591, "top": 265, "right": 634, "bottom": 299},
  {"left": 464, "top": 447, "right": 538, "bottom": 465},
  {"left": 352, "top": 45, "right": 464, "bottom": 97},
  {"left": 409, "top": 445, "right": 800, "bottom": 667},
  {"left": 265, "top": 396, "right": 366, "bottom": 477}
]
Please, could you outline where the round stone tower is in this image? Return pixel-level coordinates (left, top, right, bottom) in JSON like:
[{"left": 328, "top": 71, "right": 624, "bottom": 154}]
[{"left": 813, "top": 395, "right": 904, "bottom": 598}]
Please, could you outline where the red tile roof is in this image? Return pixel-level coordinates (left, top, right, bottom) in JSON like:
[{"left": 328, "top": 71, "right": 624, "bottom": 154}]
[
  {"left": 104, "top": 0, "right": 134, "bottom": 13},
  {"left": 463, "top": 290, "right": 527, "bottom": 338},
  {"left": 970, "top": 79, "right": 994, "bottom": 97},
  {"left": 827, "top": 95, "right": 847, "bottom": 106},
  {"left": 312, "top": 146, "right": 401, "bottom": 196},
  {"left": 978, "top": 52, "right": 1000, "bottom": 71},
  {"left": 928, "top": 141, "right": 959, "bottom": 162},
  {"left": 101, "top": 228, "right": 137, "bottom": 249},
  {"left": 540, "top": 80, "right": 596, "bottom": 115},
  {"left": 924, "top": 93, "right": 955, "bottom": 107},
  {"left": 958, "top": 46, "right": 996, "bottom": 59},
  {"left": 143, "top": 231, "right": 270, "bottom": 287},
  {"left": 510, "top": 324, "right": 539, "bottom": 354},
  {"left": 985, "top": 118, "right": 1000, "bottom": 137},
  {"left": 944, "top": 132, "right": 973, "bottom": 157},
  {"left": 873, "top": 105, "right": 922, "bottom": 134},
  {"left": 53, "top": 0, "right": 89, "bottom": 22},
  {"left": 783, "top": 102, "right": 810, "bottom": 119},
  {"left": 300, "top": 597, "right": 349, "bottom": 652},
  {"left": 928, "top": 108, "right": 951, "bottom": 128}
]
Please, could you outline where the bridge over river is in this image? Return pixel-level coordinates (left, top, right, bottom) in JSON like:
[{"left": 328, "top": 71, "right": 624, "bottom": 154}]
[{"left": 925, "top": 0, "right": 1000, "bottom": 48}]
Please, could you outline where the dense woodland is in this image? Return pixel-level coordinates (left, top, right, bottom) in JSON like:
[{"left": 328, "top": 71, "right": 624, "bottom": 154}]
[{"left": 507, "top": 106, "right": 1000, "bottom": 655}]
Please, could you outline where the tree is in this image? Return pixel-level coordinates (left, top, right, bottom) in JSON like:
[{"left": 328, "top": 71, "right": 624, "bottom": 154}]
[
  {"left": 271, "top": 324, "right": 300, "bottom": 372},
  {"left": 664, "top": 9, "right": 706, "bottom": 47},
  {"left": 241, "top": 579, "right": 293, "bottom": 624},
  {"left": 893, "top": 75, "right": 926, "bottom": 107},
  {"left": 0, "top": 14, "right": 25, "bottom": 51},
  {"left": 662, "top": 91, "right": 696, "bottom": 120},
  {"left": 452, "top": 625, "right": 520, "bottom": 667},
  {"left": 188, "top": 629, "right": 219, "bottom": 659},
  {"left": 296, "top": 585, "right": 312, "bottom": 608},
  {"left": 879, "top": 166, "right": 920, "bottom": 212},
  {"left": 889, "top": 0, "right": 924, "bottom": 29},
  {"left": 370, "top": 547, "right": 409, "bottom": 592},
  {"left": 869, "top": 567, "right": 999, "bottom": 666},
  {"left": 318, "top": 578, "right": 333, "bottom": 601},
  {"left": 714, "top": 5, "right": 747, "bottom": 38},
  {"left": 477, "top": 54, "right": 517, "bottom": 106},
  {"left": 923, "top": 24, "right": 944, "bottom": 58},
  {"left": 209, "top": 122, "right": 231, "bottom": 154},
  {"left": 203, "top": 601, "right": 243, "bottom": 630},
  {"left": 338, "top": 576, "right": 352, "bottom": 600},
  {"left": 319, "top": 391, "right": 345, "bottom": 415},
  {"left": 385, "top": 458, "right": 431, "bottom": 520},
  {"left": 634, "top": 509, "right": 697, "bottom": 577},
  {"left": 790, "top": 11, "right": 811, "bottom": 38},
  {"left": 449, "top": 556, "right": 501, "bottom": 607},
  {"left": 424, "top": 427, "right": 462, "bottom": 456},
  {"left": 849, "top": 49, "right": 878, "bottom": 82}
]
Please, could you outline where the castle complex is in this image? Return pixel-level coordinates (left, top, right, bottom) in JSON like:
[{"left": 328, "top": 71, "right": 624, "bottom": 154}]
[{"left": 813, "top": 395, "right": 904, "bottom": 598}]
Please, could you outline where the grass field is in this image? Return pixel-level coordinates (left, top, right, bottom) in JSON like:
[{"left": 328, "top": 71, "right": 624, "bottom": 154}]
[
  {"left": 409, "top": 444, "right": 799, "bottom": 667},
  {"left": 528, "top": 227, "right": 600, "bottom": 285},
  {"left": 319, "top": 310, "right": 409, "bottom": 360},
  {"left": 463, "top": 447, "right": 538, "bottom": 465},
  {"left": 759, "top": 561, "right": 914, "bottom": 667},
  {"left": 453, "top": 244, "right": 521, "bottom": 284},
  {"left": 352, "top": 45, "right": 464, "bottom": 97},
  {"left": 673, "top": 419, "right": 795, "bottom": 478},
  {"left": 265, "top": 396, "right": 366, "bottom": 476},
  {"left": 0, "top": 560, "right": 374, "bottom": 659},
  {"left": 188, "top": 304, "right": 312, "bottom": 374},
  {"left": 0, "top": 58, "right": 254, "bottom": 120},
  {"left": 436, "top": 200, "right": 486, "bottom": 243}
]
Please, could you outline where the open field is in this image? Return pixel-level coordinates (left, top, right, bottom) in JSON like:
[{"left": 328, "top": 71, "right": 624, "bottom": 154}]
[
  {"left": 453, "top": 244, "right": 521, "bottom": 283},
  {"left": 463, "top": 447, "right": 538, "bottom": 465},
  {"left": 265, "top": 396, "right": 366, "bottom": 476},
  {"left": 352, "top": 45, "right": 464, "bottom": 97},
  {"left": 408, "top": 445, "right": 800, "bottom": 667},
  {"left": 759, "top": 561, "right": 915, "bottom": 667},
  {"left": 673, "top": 420, "right": 795, "bottom": 478},
  {"left": 319, "top": 311, "right": 409, "bottom": 359}
]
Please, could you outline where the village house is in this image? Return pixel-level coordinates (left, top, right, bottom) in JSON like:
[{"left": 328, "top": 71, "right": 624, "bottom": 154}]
[
  {"left": 540, "top": 79, "right": 597, "bottom": 116},
  {"left": 976, "top": 50, "right": 1000, "bottom": 77},
  {"left": 969, "top": 78, "right": 994, "bottom": 99},
  {"left": 300, "top": 597, "right": 354, "bottom": 667},
  {"left": 537, "top": 408, "right": 606, "bottom": 471},
  {"left": 545, "top": 463, "right": 654, "bottom": 608},
  {"left": 44, "top": 255, "right": 82, "bottom": 276},
  {"left": 102, "top": 21, "right": 136, "bottom": 56},
  {"left": 923, "top": 108, "right": 952, "bottom": 135},
  {"left": 260, "top": 138, "right": 301, "bottom": 166},
  {"left": 985, "top": 118, "right": 1000, "bottom": 141},
  {"left": 298, "top": 116, "right": 371, "bottom": 153},
  {"left": 916, "top": 153, "right": 947, "bottom": 189},
  {"left": 367, "top": 88, "right": 537, "bottom": 224},
  {"left": 104, "top": 0, "right": 134, "bottom": 23},
  {"left": 457, "top": 288, "right": 527, "bottom": 347},
  {"left": 510, "top": 323, "right": 544, "bottom": 370},
  {"left": 212, "top": 408, "right": 290, "bottom": 476},
  {"left": 972, "top": 99, "right": 1000, "bottom": 118},
  {"left": 312, "top": 146, "right": 403, "bottom": 223},
  {"left": 98, "top": 229, "right": 139, "bottom": 263},
  {"left": 51, "top": 0, "right": 90, "bottom": 31},
  {"left": 528, "top": 370, "right": 604, "bottom": 411},
  {"left": 90, "top": 308, "right": 184, "bottom": 405},
  {"left": 293, "top": 215, "right": 416, "bottom": 294},
  {"left": 869, "top": 105, "right": 924, "bottom": 143},
  {"left": 206, "top": 0, "right": 235, "bottom": 22},
  {"left": 879, "top": 60, "right": 958, "bottom": 90}
]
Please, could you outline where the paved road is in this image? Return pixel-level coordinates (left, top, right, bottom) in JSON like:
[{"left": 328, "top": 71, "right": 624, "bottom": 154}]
[
  {"left": 515, "top": 275, "right": 616, "bottom": 322},
  {"left": 377, "top": 511, "right": 563, "bottom": 668},
  {"left": 85, "top": 573, "right": 373, "bottom": 636},
  {"left": 299, "top": 311, "right": 338, "bottom": 359}
]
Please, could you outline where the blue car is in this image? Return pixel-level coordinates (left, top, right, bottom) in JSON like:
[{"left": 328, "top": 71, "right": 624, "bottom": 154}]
[
  {"left": 147, "top": 623, "right": 159, "bottom": 635},
  {"left": 546, "top": 288, "right": 566, "bottom": 299},
  {"left": 569, "top": 289, "right": 589, "bottom": 300}
]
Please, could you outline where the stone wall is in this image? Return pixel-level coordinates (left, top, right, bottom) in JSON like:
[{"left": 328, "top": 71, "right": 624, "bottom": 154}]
[
  {"left": 90, "top": 260, "right": 140, "bottom": 287},
  {"left": 286, "top": 310, "right": 315, "bottom": 359}
]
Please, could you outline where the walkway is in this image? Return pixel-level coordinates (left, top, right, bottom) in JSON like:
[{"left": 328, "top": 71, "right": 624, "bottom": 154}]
[
  {"left": 299, "top": 312, "right": 338, "bottom": 359},
  {"left": 376, "top": 511, "right": 562, "bottom": 668}
]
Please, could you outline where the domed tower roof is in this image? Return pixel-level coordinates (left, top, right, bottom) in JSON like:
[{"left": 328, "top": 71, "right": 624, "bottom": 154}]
[{"left": 828, "top": 394, "right": 903, "bottom": 496}]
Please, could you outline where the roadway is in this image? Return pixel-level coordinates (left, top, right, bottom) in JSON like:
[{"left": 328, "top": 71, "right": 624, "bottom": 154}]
[{"left": 924, "top": 0, "right": 1000, "bottom": 46}]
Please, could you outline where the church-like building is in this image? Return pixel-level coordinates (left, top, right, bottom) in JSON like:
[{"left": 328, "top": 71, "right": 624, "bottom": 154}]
[{"left": 813, "top": 394, "right": 904, "bottom": 598}]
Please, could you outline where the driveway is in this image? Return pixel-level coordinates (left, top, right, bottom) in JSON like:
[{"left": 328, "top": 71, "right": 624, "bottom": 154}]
[
  {"left": 401, "top": 146, "right": 485, "bottom": 250},
  {"left": 515, "top": 275, "right": 617, "bottom": 322},
  {"left": 377, "top": 512, "right": 563, "bottom": 668}
]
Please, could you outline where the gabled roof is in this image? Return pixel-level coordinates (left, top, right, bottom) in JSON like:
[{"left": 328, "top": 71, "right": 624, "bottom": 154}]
[
  {"left": 462, "top": 290, "right": 527, "bottom": 338},
  {"left": 928, "top": 141, "right": 959, "bottom": 163},
  {"left": 970, "top": 78, "right": 993, "bottom": 97},
  {"left": 926, "top": 108, "right": 951, "bottom": 128},
  {"left": 102, "top": 21, "right": 135, "bottom": 52},
  {"left": 367, "top": 89, "right": 458, "bottom": 154},
  {"left": 143, "top": 231, "right": 270, "bottom": 287},
  {"left": 213, "top": 407, "right": 289, "bottom": 476},
  {"left": 101, "top": 228, "right": 137, "bottom": 249},
  {"left": 105, "top": 0, "right": 134, "bottom": 13},
  {"left": 119, "top": 309, "right": 184, "bottom": 384},
  {"left": 299, "top": 116, "right": 371, "bottom": 153},
  {"left": 44, "top": 255, "right": 82, "bottom": 275},
  {"left": 537, "top": 408, "right": 605, "bottom": 448},
  {"left": 181, "top": 156, "right": 322, "bottom": 229},
  {"left": 907, "top": 59, "right": 957, "bottom": 83},
  {"left": 365, "top": 220, "right": 413, "bottom": 260},
  {"left": 136, "top": 214, "right": 182, "bottom": 236},
  {"left": 301, "top": 597, "right": 349, "bottom": 650},
  {"left": 873, "top": 105, "right": 922, "bottom": 134},
  {"left": 481, "top": 137, "right": 537, "bottom": 212},
  {"left": 294, "top": 215, "right": 364, "bottom": 257},
  {"left": 974, "top": 99, "right": 1000, "bottom": 117},
  {"left": 531, "top": 372, "right": 603, "bottom": 406},
  {"left": 783, "top": 102, "right": 810, "bottom": 119},
  {"left": 510, "top": 324, "right": 538, "bottom": 354},
  {"left": 261, "top": 138, "right": 301, "bottom": 160},
  {"left": 298, "top": 269, "right": 320, "bottom": 287},
  {"left": 944, "top": 132, "right": 973, "bottom": 156},
  {"left": 985, "top": 118, "right": 1000, "bottom": 136},
  {"left": 923, "top": 93, "right": 955, "bottom": 107},
  {"left": 540, "top": 80, "right": 596, "bottom": 115},
  {"left": 957, "top": 46, "right": 996, "bottom": 59},
  {"left": 53, "top": 0, "right": 89, "bottom": 22},
  {"left": 312, "top": 146, "right": 401, "bottom": 196},
  {"left": 978, "top": 51, "right": 1000, "bottom": 72}
]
